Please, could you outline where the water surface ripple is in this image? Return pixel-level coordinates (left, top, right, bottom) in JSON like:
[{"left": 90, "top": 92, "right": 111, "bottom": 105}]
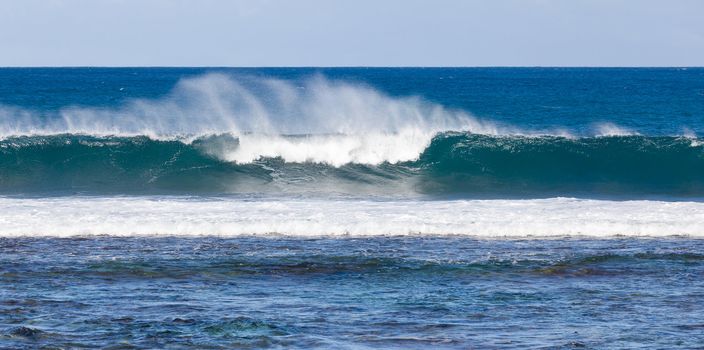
[{"left": 1, "top": 237, "right": 703, "bottom": 349}]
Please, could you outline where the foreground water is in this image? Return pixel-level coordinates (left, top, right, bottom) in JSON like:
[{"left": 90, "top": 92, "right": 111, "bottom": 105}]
[{"left": 2, "top": 236, "right": 703, "bottom": 349}]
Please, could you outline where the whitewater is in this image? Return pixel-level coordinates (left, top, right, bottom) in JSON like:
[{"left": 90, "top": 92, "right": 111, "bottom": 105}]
[{"left": 0, "top": 196, "right": 702, "bottom": 237}]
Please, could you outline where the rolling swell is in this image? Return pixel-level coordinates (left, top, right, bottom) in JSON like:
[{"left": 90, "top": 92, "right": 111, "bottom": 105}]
[
  {"left": 0, "top": 133, "right": 703, "bottom": 197},
  {"left": 419, "top": 133, "right": 704, "bottom": 197},
  {"left": 0, "top": 135, "right": 270, "bottom": 194}
]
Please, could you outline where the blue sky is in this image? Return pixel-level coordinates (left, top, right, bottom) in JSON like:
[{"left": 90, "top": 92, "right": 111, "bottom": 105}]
[{"left": 0, "top": 0, "right": 702, "bottom": 66}]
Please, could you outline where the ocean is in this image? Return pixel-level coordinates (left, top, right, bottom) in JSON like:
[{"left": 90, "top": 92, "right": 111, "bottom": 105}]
[{"left": 1, "top": 67, "right": 703, "bottom": 348}]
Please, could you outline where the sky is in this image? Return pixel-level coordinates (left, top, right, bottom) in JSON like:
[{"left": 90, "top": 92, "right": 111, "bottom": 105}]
[{"left": 0, "top": 0, "right": 702, "bottom": 67}]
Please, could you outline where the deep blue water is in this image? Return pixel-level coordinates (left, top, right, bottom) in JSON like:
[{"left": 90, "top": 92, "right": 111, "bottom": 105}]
[
  {"left": 1, "top": 68, "right": 703, "bottom": 348},
  {"left": 2, "top": 237, "right": 704, "bottom": 349},
  {"left": 1, "top": 67, "right": 703, "bottom": 135}
]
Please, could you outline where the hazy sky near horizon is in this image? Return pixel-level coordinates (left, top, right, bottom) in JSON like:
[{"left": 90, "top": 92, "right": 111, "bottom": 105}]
[{"left": 0, "top": 0, "right": 702, "bottom": 66}]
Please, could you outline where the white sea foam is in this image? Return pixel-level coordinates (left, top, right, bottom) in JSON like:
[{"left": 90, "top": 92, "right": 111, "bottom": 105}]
[
  {"left": 0, "top": 196, "right": 702, "bottom": 237},
  {"left": 222, "top": 131, "right": 436, "bottom": 166}
]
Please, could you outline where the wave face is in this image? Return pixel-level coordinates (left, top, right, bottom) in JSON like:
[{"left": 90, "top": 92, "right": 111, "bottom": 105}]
[
  {"left": 419, "top": 133, "right": 704, "bottom": 197},
  {"left": 1, "top": 133, "right": 703, "bottom": 197}
]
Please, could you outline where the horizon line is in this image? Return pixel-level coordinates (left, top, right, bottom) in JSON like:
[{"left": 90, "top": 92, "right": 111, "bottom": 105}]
[{"left": 0, "top": 65, "right": 702, "bottom": 69}]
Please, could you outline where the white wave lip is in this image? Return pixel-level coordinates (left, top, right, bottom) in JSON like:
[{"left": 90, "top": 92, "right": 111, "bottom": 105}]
[
  {"left": 0, "top": 196, "right": 702, "bottom": 237},
  {"left": 226, "top": 131, "right": 435, "bottom": 166}
]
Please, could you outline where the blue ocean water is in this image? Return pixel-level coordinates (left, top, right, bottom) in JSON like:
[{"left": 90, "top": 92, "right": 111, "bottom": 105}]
[
  {"left": 1, "top": 68, "right": 704, "bottom": 348},
  {"left": 2, "top": 237, "right": 704, "bottom": 349}
]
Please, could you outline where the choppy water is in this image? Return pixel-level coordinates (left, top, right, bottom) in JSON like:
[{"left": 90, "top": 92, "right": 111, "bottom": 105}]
[{"left": 2, "top": 237, "right": 704, "bottom": 349}]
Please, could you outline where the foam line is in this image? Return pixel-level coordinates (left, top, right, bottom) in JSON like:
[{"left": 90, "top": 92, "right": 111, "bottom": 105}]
[{"left": 1, "top": 196, "right": 702, "bottom": 237}]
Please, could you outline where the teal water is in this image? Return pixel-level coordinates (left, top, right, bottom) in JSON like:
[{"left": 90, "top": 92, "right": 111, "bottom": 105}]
[{"left": 1, "top": 133, "right": 703, "bottom": 197}]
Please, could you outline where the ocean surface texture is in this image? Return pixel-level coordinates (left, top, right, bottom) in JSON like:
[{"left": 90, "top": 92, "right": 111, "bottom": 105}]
[{"left": 1, "top": 68, "right": 703, "bottom": 348}]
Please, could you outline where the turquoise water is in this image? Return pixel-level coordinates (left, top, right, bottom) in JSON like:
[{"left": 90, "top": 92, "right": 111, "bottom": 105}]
[
  {"left": 1, "top": 68, "right": 703, "bottom": 348},
  {"left": 2, "top": 133, "right": 704, "bottom": 197}
]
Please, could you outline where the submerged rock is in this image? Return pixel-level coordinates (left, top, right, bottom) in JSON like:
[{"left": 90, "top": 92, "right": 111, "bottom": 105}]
[{"left": 6, "top": 326, "right": 43, "bottom": 339}]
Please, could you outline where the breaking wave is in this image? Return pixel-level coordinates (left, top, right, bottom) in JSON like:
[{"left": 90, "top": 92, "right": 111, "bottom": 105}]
[
  {"left": 0, "top": 73, "right": 702, "bottom": 197},
  {"left": 1, "top": 133, "right": 703, "bottom": 197}
]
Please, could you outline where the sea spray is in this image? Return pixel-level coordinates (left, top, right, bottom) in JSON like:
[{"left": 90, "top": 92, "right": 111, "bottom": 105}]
[{"left": 0, "top": 74, "right": 491, "bottom": 139}]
